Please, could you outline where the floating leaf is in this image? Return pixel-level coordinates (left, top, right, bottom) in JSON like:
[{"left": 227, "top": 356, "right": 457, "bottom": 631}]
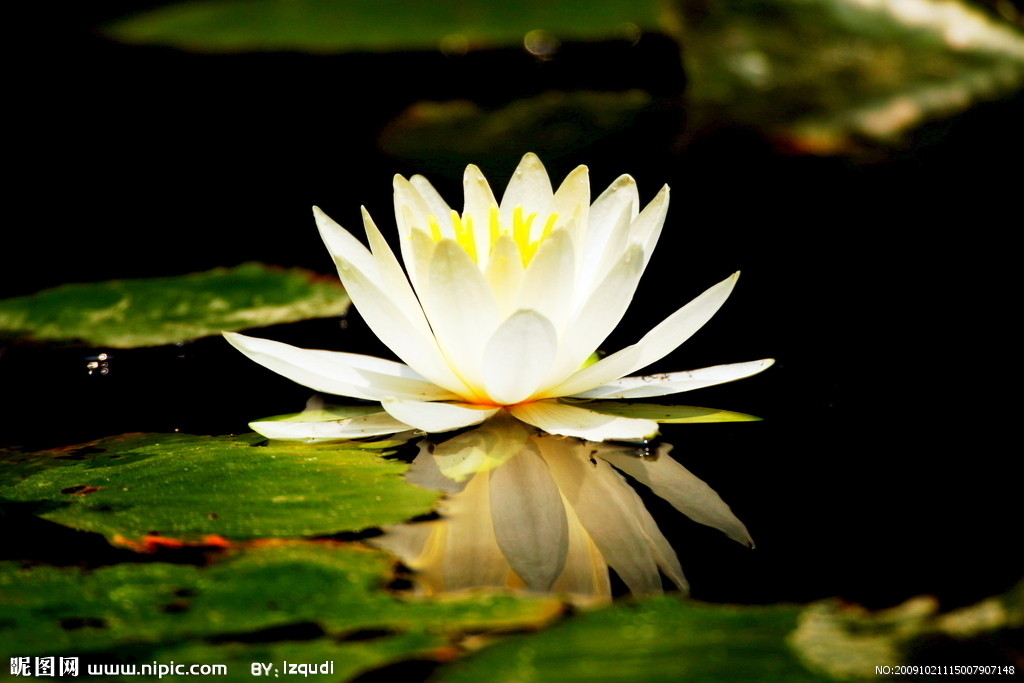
[
  {"left": 435, "top": 584, "right": 1024, "bottom": 683},
  {"left": 576, "top": 401, "right": 763, "bottom": 423},
  {"left": 792, "top": 582, "right": 1024, "bottom": 679},
  {"left": 379, "top": 91, "right": 668, "bottom": 177},
  {"left": 670, "top": 0, "right": 1024, "bottom": 150},
  {"left": 103, "top": 0, "right": 660, "bottom": 53},
  {"left": 0, "top": 542, "right": 562, "bottom": 665},
  {"left": 0, "top": 263, "right": 349, "bottom": 348},
  {"left": 432, "top": 595, "right": 828, "bottom": 683},
  {"left": 0, "top": 433, "right": 437, "bottom": 542}
]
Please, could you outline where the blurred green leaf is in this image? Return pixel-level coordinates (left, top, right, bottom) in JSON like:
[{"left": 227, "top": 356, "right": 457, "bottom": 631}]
[
  {"left": 0, "top": 542, "right": 562, "bottom": 667},
  {"left": 670, "top": 0, "right": 1024, "bottom": 150},
  {"left": 0, "top": 432, "right": 437, "bottom": 542},
  {"left": 379, "top": 91, "right": 674, "bottom": 177},
  {"left": 0, "top": 263, "right": 349, "bottom": 348},
  {"left": 104, "top": 0, "right": 660, "bottom": 53},
  {"left": 432, "top": 595, "right": 829, "bottom": 683},
  {"left": 792, "top": 582, "right": 1024, "bottom": 679}
]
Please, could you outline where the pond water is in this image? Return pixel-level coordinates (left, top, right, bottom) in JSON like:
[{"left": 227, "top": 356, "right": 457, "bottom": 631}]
[{"left": 3, "top": 4, "right": 1022, "bottom": 679}]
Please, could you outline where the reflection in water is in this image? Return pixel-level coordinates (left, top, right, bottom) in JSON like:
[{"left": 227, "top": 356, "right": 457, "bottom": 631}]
[{"left": 373, "top": 415, "right": 751, "bottom": 602}]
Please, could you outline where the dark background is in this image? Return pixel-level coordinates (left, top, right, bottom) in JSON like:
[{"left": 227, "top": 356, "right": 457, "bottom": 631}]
[{"left": 4, "top": 2, "right": 1022, "bottom": 614}]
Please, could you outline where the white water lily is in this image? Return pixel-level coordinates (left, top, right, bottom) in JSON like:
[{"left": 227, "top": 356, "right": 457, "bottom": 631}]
[
  {"left": 373, "top": 418, "right": 753, "bottom": 600},
  {"left": 226, "top": 153, "right": 773, "bottom": 441}
]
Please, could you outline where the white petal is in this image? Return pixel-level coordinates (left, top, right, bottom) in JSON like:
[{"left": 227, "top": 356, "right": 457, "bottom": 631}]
[
  {"left": 631, "top": 501, "right": 690, "bottom": 593},
  {"left": 410, "top": 174, "right": 455, "bottom": 237},
  {"left": 482, "top": 310, "right": 558, "bottom": 405},
  {"left": 600, "top": 445, "right": 753, "bottom": 547},
  {"left": 551, "top": 165, "right": 590, "bottom": 235},
  {"left": 406, "top": 224, "right": 438, "bottom": 298},
  {"left": 485, "top": 235, "right": 525, "bottom": 317},
  {"left": 538, "top": 440, "right": 663, "bottom": 595},
  {"left": 516, "top": 228, "right": 576, "bottom": 330},
  {"left": 489, "top": 445, "right": 569, "bottom": 591},
  {"left": 546, "top": 272, "right": 740, "bottom": 397},
  {"left": 381, "top": 399, "right": 499, "bottom": 433},
  {"left": 313, "top": 205, "right": 380, "bottom": 279},
  {"left": 632, "top": 185, "right": 670, "bottom": 270},
  {"left": 313, "top": 207, "right": 470, "bottom": 395},
  {"left": 570, "top": 359, "right": 775, "bottom": 399},
  {"left": 580, "top": 175, "right": 638, "bottom": 285},
  {"left": 441, "top": 472, "right": 515, "bottom": 591},
  {"left": 250, "top": 412, "right": 410, "bottom": 441},
  {"left": 500, "top": 153, "right": 553, "bottom": 224},
  {"left": 579, "top": 188, "right": 635, "bottom": 300},
  {"left": 544, "top": 244, "right": 645, "bottom": 387},
  {"left": 361, "top": 207, "right": 423, "bottom": 317},
  {"left": 550, "top": 492, "right": 611, "bottom": 600},
  {"left": 393, "top": 175, "right": 434, "bottom": 286},
  {"left": 223, "top": 332, "right": 458, "bottom": 401},
  {"left": 422, "top": 240, "right": 502, "bottom": 395},
  {"left": 405, "top": 441, "right": 468, "bottom": 494},
  {"left": 510, "top": 401, "right": 658, "bottom": 441},
  {"left": 463, "top": 163, "right": 499, "bottom": 259},
  {"left": 429, "top": 414, "right": 531, "bottom": 481}
]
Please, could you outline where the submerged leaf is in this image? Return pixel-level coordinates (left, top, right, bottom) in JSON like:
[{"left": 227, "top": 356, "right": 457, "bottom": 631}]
[
  {"left": 0, "top": 263, "right": 349, "bottom": 348},
  {"left": 0, "top": 432, "right": 436, "bottom": 542}
]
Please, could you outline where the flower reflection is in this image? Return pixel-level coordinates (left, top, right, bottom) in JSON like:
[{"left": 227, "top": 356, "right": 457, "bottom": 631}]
[
  {"left": 372, "top": 416, "right": 751, "bottom": 602},
  {"left": 225, "top": 153, "right": 772, "bottom": 442}
]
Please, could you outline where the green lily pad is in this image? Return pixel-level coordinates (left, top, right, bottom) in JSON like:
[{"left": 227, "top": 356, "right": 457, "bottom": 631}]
[
  {"left": 0, "top": 263, "right": 349, "bottom": 348},
  {"left": 379, "top": 91, "right": 668, "bottom": 176},
  {"left": 433, "top": 583, "right": 1024, "bottom": 683},
  {"left": 0, "top": 432, "right": 437, "bottom": 542},
  {"left": 577, "top": 401, "right": 763, "bottom": 423},
  {"left": 432, "top": 595, "right": 828, "bottom": 683},
  {"left": 103, "top": 0, "right": 661, "bottom": 54},
  {"left": 670, "top": 0, "right": 1024, "bottom": 150},
  {"left": 791, "top": 581, "right": 1024, "bottom": 679},
  {"left": 0, "top": 542, "right": 562, "bottom": 665}
]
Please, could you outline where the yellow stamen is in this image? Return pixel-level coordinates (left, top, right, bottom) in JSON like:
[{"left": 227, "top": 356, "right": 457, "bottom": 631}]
[
  {"left": 520, "top": 213, "right": 559, "bottom": 265},
  {"left": 512, "top": 207, "right": 539, "bottom": 267},
  {"left": 452, "top": 210, "right": 477, "bottom": 262},
  {"left": 489, "top": 206, "right": 500, "bottom": 247},
  {"left": 427, "top": 215, "right": 443, "bottom": 242}
]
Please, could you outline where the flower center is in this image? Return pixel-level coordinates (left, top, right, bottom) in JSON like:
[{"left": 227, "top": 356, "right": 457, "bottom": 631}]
[{"left": 426, "top": 206, "right": 559, "bottom": 268}]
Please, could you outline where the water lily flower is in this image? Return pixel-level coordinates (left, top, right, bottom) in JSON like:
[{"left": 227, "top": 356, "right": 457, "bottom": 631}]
[
  {"left": 373, "top": 417, "right": 752, "bottom": 599},
  {"left": 226, "top": 153, "right": 773, "bottom": 441}
]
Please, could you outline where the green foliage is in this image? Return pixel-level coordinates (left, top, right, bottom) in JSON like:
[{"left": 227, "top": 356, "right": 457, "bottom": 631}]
[
  {"left": 671, "top": 0, "right": 1024, "bottom": 149},
  {"left": 0, "top": 433, "right": 437, "bottom": 542},
  {"left": 432, "top": 595, "right": 829, "bottom": 683},
  {"left": 0, "top": 543, "right": 562, "bottom": 677},
  {"left": 103, "top": 0, "right": 661, "bottom": 53},
  {"left": 379, "top": 92, "right": 668, "bottom": 177},
  {"left": 0, "top": 263, "right": 349, "bottom": 348}
]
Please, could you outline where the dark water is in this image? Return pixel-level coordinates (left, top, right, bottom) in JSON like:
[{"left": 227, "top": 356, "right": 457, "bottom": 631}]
[{"left": 4, "top": 2, "right": 1022, "bottom": 613}]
